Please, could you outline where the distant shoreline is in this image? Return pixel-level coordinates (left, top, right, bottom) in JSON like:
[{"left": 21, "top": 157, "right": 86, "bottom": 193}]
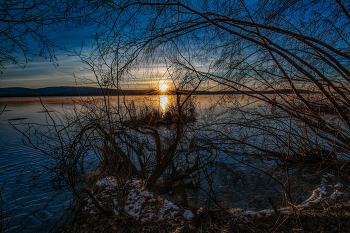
[{"left": 0, "top": 86, "right": 308, "bottom": 98}]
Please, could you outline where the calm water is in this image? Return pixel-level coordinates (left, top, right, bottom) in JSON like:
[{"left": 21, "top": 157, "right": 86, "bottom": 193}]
[
  {"left": 0, "top": 97, "right": 75, "bottom": 233},
  {"left": 0, "top": 95, "right": 217, "bottom": 232},
  {"left": 0, "top": 95, "right": 337, "bottom": 232}
]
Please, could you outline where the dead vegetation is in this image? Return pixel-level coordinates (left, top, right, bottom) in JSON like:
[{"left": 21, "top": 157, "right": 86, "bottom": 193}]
[
  {"left": 61, "top": 177, "right": 194, "bottom": 233},
  {"left": 4, "top": 0, "right": 350, "bottom": 232},
  {"left": 123, "top": 107, "right": 196, "bottom": 127},
  {"left": 185, "top": 204, "right": 350, "bottom": 233},
  {"left": 61, "top": 185, "right": 350, "bottom": 233}
]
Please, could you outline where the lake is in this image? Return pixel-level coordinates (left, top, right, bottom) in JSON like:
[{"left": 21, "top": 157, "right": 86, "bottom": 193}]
[
  {"left": 0, "top": 95, "right": 343, "bottom": 232},
  {"left": 0, "top": 95, "right": 219, "bottom": 232}
]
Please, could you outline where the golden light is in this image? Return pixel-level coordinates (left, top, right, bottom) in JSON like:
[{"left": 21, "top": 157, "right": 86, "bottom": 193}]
[
  {"left": 159, "top": 95, "right": 168, "bottom": 111},
  {"left": 159, "top": 83, "right": 168, "bottom": 92}
]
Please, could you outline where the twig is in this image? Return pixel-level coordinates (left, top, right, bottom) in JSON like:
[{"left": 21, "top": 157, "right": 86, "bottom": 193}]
[{"left": 268, "top": 197, "right": 280, "bottom": 218}]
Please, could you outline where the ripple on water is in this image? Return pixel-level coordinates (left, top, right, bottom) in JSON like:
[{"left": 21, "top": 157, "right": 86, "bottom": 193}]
[{"left": 0, "top": 124, "right": 72, "bottom": 233}]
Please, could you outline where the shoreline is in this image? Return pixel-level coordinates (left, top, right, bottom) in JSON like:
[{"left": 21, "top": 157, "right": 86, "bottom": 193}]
[
  {"left": 63, "top": 175, "right": 350, "bottom": 233},
  {"left": 0, "top": 86, "right": 311, "bottom": 98}
]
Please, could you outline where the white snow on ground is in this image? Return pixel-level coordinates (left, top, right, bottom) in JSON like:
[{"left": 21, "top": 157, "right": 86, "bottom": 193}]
[
  {"left": 183, "top": 210, "right": 194, "bottom": 220},
  {"left": 228, "top": 177, "right": 349, "bottom": 221},
  {"left": 229, "top": 208, "right": 261, "bottom": 222},
  {"left": 89, "top": 177, "right": 193, "bottom": 222},
  {"left": 330, "top": 190, "right": 348, "bottom": 201},
  {"left": 258, "top": 209, "right": 273, "bottom": 216},
  {"left": 96, "top": 177, "right": 117, "bottom": 189},
  {"left": 301, "top": 177, "right": 349, "bottom": 207},
  {"left": 92, "top": 176, "right": 349, "bottom": 224},
  {"left": 302, "top": 185, "right": 327, "bottom": 206},
  {"left": 324, "top": 173, "right": 335, "bottom": 178},
  {"left": 329, "top": 182, "right": 348, "bottom": 201}
]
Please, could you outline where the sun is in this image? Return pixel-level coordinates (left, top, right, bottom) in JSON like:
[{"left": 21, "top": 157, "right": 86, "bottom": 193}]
[{"left": 159, "top": 83, "right": 168, "bottom": 92}]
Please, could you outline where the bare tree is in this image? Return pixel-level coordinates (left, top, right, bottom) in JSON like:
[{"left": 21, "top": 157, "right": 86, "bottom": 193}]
[
  {"left": 55, "top": 1, "right": 350, "bottom": 218},
  {"left": 7, "top": 1, "right": 350, "bottom": 230},
  {"left": 0, "top": 0, "right": 105, "bottom": 70},
  {"left": 18, "top": 52, "right": 206, "bottom": 207},
  {"left": 78, "top": 0, "right": 350, "bottom": 165}
]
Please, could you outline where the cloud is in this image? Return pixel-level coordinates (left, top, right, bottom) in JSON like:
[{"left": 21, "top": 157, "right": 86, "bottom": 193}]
[
  {"left": 0, "top": 54, "right": 92, "bottom": 88},
  {"left": 0, "top": 22, "right": 95, "bottom": 88}
]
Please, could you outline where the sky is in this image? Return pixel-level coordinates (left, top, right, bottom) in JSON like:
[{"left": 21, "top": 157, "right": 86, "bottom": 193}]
[
  {"left": 0, "top": 22, "right": 166, "bottom": 90},
  {"left": 0, "top": 0, "right": 228, "bottom": 90},
  {"left": 0, "top": 23, "right": 93, "bottom": 88}
]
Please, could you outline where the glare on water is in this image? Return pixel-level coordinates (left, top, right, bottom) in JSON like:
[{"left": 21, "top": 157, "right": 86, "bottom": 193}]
[{"left": 159, "top": 95, "right": 168, "bottom": 111}]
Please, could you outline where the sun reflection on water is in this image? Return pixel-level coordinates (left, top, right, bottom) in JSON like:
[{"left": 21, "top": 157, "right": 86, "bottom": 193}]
[{"left": 159, "top": 95, "right": 168, "bottom": 111}]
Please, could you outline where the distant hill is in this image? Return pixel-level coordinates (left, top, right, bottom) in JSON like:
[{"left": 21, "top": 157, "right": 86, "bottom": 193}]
[
  {"left": 0, "top": 86, "right": 222, "bottom": 97},
  {"left": 0, "top": 87, "right": 157, "bottom": 97},
  {"left": 0, "top": 86, "right": 309, "bottom": 97}
]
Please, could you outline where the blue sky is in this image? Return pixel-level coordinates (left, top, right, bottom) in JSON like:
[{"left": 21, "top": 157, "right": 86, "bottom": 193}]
[
  {"left": 0, "top": 23, "right": 169, "bottom": 89},
  {"left": 0, "top": 23, "right": 95, "bottom": 88},
  {"left": 0, "top": 0, "right": 238, "bottom": 90}
]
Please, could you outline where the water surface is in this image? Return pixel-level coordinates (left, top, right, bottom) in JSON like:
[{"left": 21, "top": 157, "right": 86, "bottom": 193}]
[{"left": 0, "top": 95, "right": 338, "bottom": 232}]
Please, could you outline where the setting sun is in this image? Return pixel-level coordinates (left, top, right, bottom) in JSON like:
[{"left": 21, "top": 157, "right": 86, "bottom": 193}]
[{"left": 159, "top": 83, "right": 168, "bottom": 92}]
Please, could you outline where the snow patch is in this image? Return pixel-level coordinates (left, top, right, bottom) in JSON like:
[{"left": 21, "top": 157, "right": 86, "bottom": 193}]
[
  {"left": 90, "top": 177, "right": 193, "bottom": 222},
  {"left": 96, "top": 177, "right": 116, "bottom": 189},
  {"left": 330, "top": 190, "right": 347, "bottom": 201},
  {"left": 229, "top": 208, "right": 261, "bottom": 222},
  {"left": 302, "top": 185, "right": 326, "bottom": 206},
  {"left": 183, "top": 210, "right": 194, "bottom": 220},
  {"left": 258, "top": 209, "right": 273, "bottom": 217}
]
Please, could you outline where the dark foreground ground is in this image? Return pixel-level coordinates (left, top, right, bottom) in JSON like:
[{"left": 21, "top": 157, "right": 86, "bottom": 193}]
[
  {"left": 61, "top": 203, "right": 350, "bottom": 232},
  {"left": 59, "top": 177, "right": 350, "bottom": 233}
]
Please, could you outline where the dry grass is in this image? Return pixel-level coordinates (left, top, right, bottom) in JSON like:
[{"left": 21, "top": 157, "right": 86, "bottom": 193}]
[{"left": 123, "top": 108, "right": 196, "bottom": 127}]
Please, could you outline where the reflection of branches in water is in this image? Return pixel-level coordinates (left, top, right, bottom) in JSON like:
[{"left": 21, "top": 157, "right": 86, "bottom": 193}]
[
  {"left": 213, "top": 135, "right": 299, "bottom": 207},
  {"left": 78, "top": 1, "right": 350, "bottom": 214},
  {"left": 191, "top": 122, "right": 295, "bottom": 208},
  {"left": 0, "top": 105, "right": 6, "bottom": 115},
  {"left": 12, "top": 89, "right": 204, "bottom": 211}
]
